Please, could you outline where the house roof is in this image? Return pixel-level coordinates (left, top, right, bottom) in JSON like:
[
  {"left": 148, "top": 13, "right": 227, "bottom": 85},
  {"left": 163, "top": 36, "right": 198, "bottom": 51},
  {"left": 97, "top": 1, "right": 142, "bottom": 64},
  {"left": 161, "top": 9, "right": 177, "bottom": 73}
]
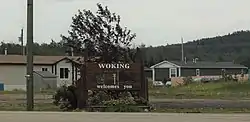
[
  {"left": 170, "top": 61, "right": 247, "bottom": 68},
  {"left": 150, "top": 60, "right": 180, "bottom": 68},
  {"left": 0, "top": 55, "right": 84, "bottom": 65},
  {"left": 34, "top": 71, "right": 57, "bottom": 78},
  {"left": 144, "top": 67, "right": 152, "bottom": 71},
  {"left": 151, "top": 60, "right": 248, "bottom": 69}
]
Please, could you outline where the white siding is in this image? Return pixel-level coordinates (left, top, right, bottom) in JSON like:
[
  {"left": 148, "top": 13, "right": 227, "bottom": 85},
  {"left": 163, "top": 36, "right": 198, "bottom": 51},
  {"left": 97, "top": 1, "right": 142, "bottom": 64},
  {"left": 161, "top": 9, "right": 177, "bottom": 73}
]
[
  {"left": 0, "top": 65, "right": 26, "bottom": 90},
  {"left": 0, "top": 65, "right": 53, "bottom": 91},
  {"left": 77, "top": 67, "right": 81, "bottom": 80},
  {"left": 55, "top": 60, "right": 73, "bottom": 87},
  {"left": 152, "top": 61, "right": 180, "bottom": 82},
  {"left": 154, "top": 62, "right": 178, "bottom": 68},
  {"left": 34, "top": 65, "right": 52, "bottom": 72},
  {"left": 0, "top": 59, "right": 78, "bottom": 90}
]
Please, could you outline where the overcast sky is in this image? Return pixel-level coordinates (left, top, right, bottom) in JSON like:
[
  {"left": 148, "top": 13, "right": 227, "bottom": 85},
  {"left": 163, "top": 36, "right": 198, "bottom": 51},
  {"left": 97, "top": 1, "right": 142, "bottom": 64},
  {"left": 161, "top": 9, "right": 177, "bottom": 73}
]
[{"left": 0, "top": 0, "right": 250, "bottom": 46}]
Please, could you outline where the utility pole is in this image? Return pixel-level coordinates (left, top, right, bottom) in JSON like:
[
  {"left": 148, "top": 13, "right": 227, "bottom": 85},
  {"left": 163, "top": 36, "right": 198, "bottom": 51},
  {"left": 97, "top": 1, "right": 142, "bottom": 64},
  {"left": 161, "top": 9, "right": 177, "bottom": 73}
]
[
  {"left": 26, "top": 0, "right": 34, "bottom": 111},
  {"left": 181, "top": 37, "right": 184, "bottom": 62},
  {"left": 18, "top": 28, "right": 25, "bottom": 55}
]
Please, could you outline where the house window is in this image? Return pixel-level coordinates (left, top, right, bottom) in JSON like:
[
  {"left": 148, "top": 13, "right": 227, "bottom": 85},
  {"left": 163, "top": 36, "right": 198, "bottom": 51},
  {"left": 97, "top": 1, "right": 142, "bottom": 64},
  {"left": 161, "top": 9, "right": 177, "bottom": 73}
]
[
  {"left": 196, "top": 69, "right": 200, "bottom": 76},
  {"left": 170, "top": 68, "right": 177, "bottom": 77},
  {"left": 42, "top": 68, "right": 48, "bottom": 71},
  {"left": 60, "top": 68, "right": 69, "bottom": 79}
]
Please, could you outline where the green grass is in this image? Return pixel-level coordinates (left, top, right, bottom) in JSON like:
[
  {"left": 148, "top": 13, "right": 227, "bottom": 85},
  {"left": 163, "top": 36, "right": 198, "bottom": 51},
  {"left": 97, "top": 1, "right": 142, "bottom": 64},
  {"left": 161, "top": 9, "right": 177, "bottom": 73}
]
[
  {"left": 0, "top": 90, "right": 55, "bottom": 95},
  {"left": 153, "top": 108, "right": 250, "bottom": 113},
  {"left": 1, "top": 81, "right": 250, "bottom": 113},
  {"left": 2, "top": 102, "right": 250, "bottom": 113},
  {"left": 0, "top": 103, "right": 60, "bottom": 111},
  {"left": 149, "top": 81, "right": 250, "bottom": 99}
]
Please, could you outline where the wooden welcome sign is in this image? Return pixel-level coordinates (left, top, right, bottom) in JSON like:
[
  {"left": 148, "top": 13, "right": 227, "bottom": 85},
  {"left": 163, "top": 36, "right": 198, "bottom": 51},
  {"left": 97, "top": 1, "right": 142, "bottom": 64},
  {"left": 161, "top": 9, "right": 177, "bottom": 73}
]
[
  {"left": 76, "top": 48, "right": 148, "bottom": 109},
  {"left": 85, "top": 63, "right": 142, "bottom": 90}
]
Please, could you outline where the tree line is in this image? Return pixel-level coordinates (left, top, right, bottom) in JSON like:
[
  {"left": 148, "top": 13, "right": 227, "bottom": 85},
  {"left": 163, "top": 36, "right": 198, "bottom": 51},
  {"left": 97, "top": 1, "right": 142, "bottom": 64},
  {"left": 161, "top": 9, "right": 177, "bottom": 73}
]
[{"left": 1, "top": 30, "right": 250, "bottom": 68}]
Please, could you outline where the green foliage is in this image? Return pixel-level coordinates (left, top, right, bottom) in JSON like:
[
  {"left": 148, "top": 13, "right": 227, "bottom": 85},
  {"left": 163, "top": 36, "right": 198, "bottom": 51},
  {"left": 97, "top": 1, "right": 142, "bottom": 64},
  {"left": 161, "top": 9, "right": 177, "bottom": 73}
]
[
  {"left": 53, "top": 85, "right": 77, "bottom": 111},
  {"left": 221, "top": 74, "right": 238, "bottom": 82},
  {"left": 183, "top": 76, "right": 193, "bottom": 85},
  {"left": 53, "top": 87, "right": 149, "bottom": 112},
  {"left": 0, "top": 40, "right": 65, "bottom": 56},
  {"left": 87, "top": 90, "right": 112, "bottom": 106},
  {"left": 148, "top": 80, "right": 154, "bottom": 89},
  {"left": 144, "top": 30, "right": 250, "bottom": 67},
  {"left": 2, "top": 29, "right": 250, "bottom": 67},
  {"left": 61, "top": 3, "right": 137, "bottom": 62},
  {"left": 149, "top": 81, "right": 250, "bottom": 99},
  {"left": 87, "top": 90, "right": 149, "bottom": 112},
  {"left": 52, "top": 4, "right": 147, "bottom": 112},
  {"left": 102, "top": 95, "right": 143, "bottom": 112}
]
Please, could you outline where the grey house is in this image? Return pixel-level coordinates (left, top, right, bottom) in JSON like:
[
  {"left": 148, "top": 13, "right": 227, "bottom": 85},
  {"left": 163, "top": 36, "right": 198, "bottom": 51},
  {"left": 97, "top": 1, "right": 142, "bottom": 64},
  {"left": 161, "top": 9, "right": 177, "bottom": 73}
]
[
  {"left": 150, "top": 60, "right": 248, "bottom": 81},
  {"left": 33, "top": 71, "right": 57, "bottom": 92}
]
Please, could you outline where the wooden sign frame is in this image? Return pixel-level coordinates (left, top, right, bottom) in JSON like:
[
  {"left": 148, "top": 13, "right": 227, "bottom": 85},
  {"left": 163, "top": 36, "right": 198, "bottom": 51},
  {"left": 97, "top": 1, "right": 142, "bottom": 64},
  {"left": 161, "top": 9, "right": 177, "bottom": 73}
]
[
  {"left": 85, "top": 62, "right": 142, "bottom": 90},
  {"left": 76, "top": 48, "right": 148, "bottom": 109}
]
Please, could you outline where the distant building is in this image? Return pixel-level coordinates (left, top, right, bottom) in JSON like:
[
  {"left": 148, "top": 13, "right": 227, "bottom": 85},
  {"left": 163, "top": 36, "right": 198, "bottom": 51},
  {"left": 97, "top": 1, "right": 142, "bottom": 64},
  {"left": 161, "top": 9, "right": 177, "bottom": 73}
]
[
  {"left": 150, "top": 60, "right": 248, "bottom": 82},
  {"left": 0, "top": 55, "right": 83, "bottom": 91}
]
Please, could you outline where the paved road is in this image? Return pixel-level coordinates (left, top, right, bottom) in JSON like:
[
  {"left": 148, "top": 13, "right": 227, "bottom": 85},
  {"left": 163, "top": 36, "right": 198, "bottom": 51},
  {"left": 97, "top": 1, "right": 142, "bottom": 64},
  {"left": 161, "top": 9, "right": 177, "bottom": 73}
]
[{"left": 0, "top": 112, "right": 250, "bottom": 122}]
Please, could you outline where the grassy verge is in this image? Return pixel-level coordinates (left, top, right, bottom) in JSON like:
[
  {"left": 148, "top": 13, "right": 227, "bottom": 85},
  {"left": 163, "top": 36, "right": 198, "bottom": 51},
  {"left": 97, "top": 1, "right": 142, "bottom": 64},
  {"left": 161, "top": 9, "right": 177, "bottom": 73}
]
[
  {"left": 0, "top": 90, "right": 55, "bottom": 95},
  {"left": 2, "top": 102, "right": 250, "bottom": 113},
  {"left": 149, "top": 81, "right": 250, "bottom": 99},
  {"left": 153, "top": 108, "right": 250, "bottom": 113},
  {"left": 0, "top": 103, "right": 60, "bottom": 111}
]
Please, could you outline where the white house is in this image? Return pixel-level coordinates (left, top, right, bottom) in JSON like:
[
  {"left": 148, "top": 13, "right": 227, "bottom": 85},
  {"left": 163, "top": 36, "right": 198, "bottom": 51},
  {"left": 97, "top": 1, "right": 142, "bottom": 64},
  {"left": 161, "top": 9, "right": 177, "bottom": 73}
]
[
  {"left": 150, "top": 60, "right": 248, "bottom": 82},
  {"left": 0, "top": 55, "right": 83, "bottom": 91}
]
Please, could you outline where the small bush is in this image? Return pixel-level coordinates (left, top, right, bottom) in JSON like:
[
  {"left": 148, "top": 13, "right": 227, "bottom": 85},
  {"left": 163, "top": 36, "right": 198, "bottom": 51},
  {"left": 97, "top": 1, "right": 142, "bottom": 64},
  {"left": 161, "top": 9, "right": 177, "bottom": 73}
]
[
  {"left": 87, "top": 90, "right": 149, "bottom": 112},
  {"left": 53, "top": 85, "right": 77, "bottom": 111},
  {"left": 183, "top": 76, "right": 193, "bottom": 85},
  {"left": 148, "top": 80, "right": 154, "bottom": 89},
  {"left": 87, "top": 90, "right": 112, "bottom": 106},
  {"left": 220, "top": 74, "right": 238, "bottom": 82},
  {"left": 102, "top": 97, "right": 139, "bottom": 112},
  {"left": 53, "top": 85, "right": 150, "bottom": 112}
]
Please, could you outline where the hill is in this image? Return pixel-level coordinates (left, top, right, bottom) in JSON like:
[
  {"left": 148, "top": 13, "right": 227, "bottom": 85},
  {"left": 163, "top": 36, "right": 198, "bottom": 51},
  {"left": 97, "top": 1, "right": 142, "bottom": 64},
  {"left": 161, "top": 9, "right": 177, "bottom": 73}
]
[
  {"left": 1, "top": 30, "right": 250, "bottom": 67},
  {"left": 144, "top": 30, "right": 250, "bottom": 67}
]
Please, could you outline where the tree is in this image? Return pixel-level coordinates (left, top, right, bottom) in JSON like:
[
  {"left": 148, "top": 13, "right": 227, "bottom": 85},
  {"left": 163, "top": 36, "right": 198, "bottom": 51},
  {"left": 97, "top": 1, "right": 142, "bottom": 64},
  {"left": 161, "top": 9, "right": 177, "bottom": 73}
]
[
  {"left": 54, "top": 3, "right": 148, "bottom": 111},
  {"left": 61, "top": 3, "right": 137, "bottom": 63},
  {"left": 217, "top": 55, "right": 224, "bottom": 62},
  {"left": 148, "top": 56, "right": 155, "bottom": 67}
]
